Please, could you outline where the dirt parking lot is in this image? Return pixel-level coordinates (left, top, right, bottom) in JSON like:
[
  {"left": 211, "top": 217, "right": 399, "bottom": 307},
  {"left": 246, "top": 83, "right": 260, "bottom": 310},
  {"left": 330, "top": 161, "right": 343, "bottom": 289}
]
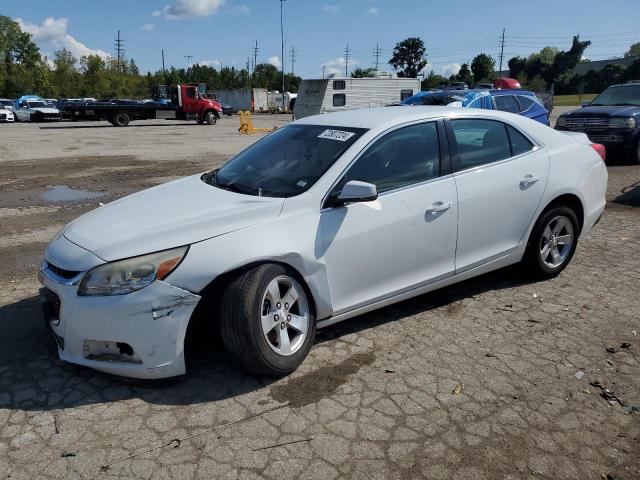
[{"left": 0, "top": 116, "right": 639, "bottom": 480}]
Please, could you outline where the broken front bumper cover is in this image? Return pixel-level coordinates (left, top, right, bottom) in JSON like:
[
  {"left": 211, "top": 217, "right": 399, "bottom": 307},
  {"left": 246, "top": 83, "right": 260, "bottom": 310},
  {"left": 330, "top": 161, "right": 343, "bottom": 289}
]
[{"left": 40, "top": 269, "right": 201, "bottom": 379}]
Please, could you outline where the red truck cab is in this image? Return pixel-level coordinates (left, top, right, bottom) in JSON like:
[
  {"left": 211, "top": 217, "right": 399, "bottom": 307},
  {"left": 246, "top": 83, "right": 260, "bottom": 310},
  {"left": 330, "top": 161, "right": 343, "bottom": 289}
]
[{"left": 173, "top": 84, "right": 222, "bottom": 124}]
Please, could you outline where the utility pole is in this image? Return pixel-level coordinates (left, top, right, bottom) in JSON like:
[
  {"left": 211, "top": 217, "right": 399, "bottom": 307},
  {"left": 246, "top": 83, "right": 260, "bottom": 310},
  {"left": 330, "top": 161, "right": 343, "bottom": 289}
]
[
  {"left": 253, "top": 40, "right": 259, "bottom": 74},
  {"left": 290, "top": 46, "right": 297, "bottom": 76},
  {"left": 322, "top": 65, "right": 326, "bottom": 78},
  {"left": 279, "top": 0, "right": 286, "bottom": 109},
  {"left": 373, "top": 43, "right": 382, "bottom": 71},
  {"left": 246, "top": 57, "right": 251, "bottom": 72},
  {"left": 161, "top": 49, "right": 165, "bottom": 74},
  {"left": 114, "top": 30, "right": 124, "bottom": 75},
  {"left": 344, "top": 44, "right": 351, "bottom": 76},
  {"left": 498, "top": 28, "right": 506, "bottom": 78}
]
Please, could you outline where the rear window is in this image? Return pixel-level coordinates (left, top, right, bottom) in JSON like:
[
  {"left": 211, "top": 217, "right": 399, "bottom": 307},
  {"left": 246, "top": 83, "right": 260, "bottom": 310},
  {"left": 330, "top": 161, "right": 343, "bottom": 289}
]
[
  {"left": 494, "top": 95, "right": 520, "bottom": 113},
  {"left": 516, "top": 95, "right": 535, "bottom": 111}
]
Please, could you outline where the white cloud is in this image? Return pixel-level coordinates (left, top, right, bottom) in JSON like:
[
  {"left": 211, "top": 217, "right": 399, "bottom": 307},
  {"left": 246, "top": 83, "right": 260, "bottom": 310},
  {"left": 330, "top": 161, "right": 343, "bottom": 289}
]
[
  {"left": 322, "top": 5, "right": 340, "bottom": 12},
  {"left": 423, "top": 63, "right": 461, "bottom": 77},
  {"left": 268, "top": 56, "right": 282, "bottom": 68},
  {"left": 199, "top": 59, "right": 221, "bottom": 68},
  {"left": 366, "top": 7, "right": 379, "bottom": 14},
  {"left": 321, "top": 56, "right": 360, "bottom": 76},
  {"left": 231, "top": 5, "right": 249, "bottom": 14},
  {"left": 16, "top": 17, "right": 110, "bottom": 60},
  {"left": 153, "top": 0, "right": 226, "bottom": 20},
  {"left": 142, "top": 23, "right": 154, "bottom": 31}
]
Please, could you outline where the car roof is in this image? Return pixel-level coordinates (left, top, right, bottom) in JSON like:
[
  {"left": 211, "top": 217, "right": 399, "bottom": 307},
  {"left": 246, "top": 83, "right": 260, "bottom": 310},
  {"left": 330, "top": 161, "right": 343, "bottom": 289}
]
[{"left": 293, "top": 106, "right": 528, "bottom": 130}]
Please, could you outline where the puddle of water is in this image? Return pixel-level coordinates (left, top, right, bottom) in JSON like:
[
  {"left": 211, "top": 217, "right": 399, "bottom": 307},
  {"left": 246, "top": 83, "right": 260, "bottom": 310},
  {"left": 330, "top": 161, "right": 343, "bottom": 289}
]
[{"left": 42, "top": 185, "right": 104, "bottom": 203}]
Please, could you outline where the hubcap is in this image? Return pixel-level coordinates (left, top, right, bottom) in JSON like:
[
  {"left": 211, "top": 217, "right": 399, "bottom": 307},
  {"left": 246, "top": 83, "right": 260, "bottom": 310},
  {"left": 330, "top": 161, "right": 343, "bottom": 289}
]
[
  {"left": 260, "top": 275, "right": 310, "bottom": 356},
  {"left": 539, "top": 215, "right": 574, "bottom": 268}
]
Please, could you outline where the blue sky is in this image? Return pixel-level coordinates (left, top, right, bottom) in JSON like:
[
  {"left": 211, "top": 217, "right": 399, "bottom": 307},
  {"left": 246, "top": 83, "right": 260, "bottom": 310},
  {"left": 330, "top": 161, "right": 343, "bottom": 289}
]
[{"left": 4, "top": 0, "right": 640, "bottom": 78}]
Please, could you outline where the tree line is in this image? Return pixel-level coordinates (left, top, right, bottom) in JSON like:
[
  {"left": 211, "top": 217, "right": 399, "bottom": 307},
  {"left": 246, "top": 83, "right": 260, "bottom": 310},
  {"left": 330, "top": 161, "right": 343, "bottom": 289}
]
[
  {"left": 2, "top": 14, "right": 639, "bottom": 100},
  {"left": 0, "top": 15, "right": 300, "bottom": 100}
]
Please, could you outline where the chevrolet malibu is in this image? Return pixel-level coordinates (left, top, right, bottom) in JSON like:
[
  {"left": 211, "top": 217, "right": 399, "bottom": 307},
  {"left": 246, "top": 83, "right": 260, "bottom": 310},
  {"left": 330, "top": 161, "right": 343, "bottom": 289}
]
[{"left": 40, "top": 107, "right": 608, "bottom": 379}]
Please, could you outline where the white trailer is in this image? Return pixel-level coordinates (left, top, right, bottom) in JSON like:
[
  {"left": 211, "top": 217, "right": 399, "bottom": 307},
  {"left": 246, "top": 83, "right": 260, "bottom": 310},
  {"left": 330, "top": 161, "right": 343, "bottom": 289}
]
[{"left": 293, "top": 74, "right": 420, "bottom": 119}]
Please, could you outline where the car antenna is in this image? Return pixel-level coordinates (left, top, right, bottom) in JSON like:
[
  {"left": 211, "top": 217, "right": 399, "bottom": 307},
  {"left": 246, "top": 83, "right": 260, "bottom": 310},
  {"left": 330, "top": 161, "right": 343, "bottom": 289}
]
[{"left": 258, "top": 187, "right": 263, "bottom": 197}]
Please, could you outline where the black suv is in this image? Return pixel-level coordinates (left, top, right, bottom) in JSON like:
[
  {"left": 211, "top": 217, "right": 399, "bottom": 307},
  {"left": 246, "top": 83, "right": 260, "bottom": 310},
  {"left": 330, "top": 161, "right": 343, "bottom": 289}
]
[{"left": 555, "top": 82, "right": 640, "bottom": 163}]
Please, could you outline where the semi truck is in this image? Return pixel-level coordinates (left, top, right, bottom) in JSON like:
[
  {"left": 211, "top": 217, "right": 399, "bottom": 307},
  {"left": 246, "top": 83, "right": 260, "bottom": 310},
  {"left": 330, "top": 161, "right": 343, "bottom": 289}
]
[{"left": 59, "top": 84, "right": 223, "bottom": 127}]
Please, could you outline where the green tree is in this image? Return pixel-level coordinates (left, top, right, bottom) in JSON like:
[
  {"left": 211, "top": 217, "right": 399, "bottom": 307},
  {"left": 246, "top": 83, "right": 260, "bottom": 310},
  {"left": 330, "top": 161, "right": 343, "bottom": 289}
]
[
  {"left": 421, "top": 71, "right": 447, "bottom": 90},
  {"left": 625, "top": 42, "right": 640, "bottom": 58},
  {"left": 529, "top": 46, "right": 559, "bottom": 65},
  {"left": 470, "top": 53, "right": 495, "bottom": 82},
  {"left": 389, "top": 37, "right": 427, "bottom": 78},
  {"left": 252, "top": 63, "right": 279, "bottom": 89},
  {"left": 350, "top": 67, "right": 375, "bottom": 78},
  {"left": 455, "top": 63, "right": 473, "bottom": 85}
]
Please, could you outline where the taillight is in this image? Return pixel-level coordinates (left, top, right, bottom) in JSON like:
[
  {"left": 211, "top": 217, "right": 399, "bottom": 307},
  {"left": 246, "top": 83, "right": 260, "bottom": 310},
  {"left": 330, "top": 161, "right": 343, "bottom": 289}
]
[{"left": 590, "top": 143, "right": 606, "bottom": 162}]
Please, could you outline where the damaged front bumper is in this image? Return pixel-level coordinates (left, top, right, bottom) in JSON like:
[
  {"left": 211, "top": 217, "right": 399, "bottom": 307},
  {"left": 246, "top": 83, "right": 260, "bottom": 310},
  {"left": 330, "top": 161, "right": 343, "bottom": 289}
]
[{"left": 40, "top": 269, "right": 201, "bottom": 379}]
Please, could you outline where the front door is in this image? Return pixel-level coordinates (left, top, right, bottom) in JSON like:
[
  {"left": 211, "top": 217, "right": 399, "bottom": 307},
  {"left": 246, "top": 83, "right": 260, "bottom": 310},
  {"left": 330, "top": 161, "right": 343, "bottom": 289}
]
[{"left": 319, "top": 121, "right": 458, "bottom": 314}]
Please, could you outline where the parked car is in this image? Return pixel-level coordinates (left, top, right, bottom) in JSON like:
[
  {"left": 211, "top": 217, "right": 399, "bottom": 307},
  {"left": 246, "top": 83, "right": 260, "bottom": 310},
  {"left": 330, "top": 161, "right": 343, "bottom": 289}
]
[
  {"left": 447, "top": 82, "right": 469, "bottom": 90},
  {"left": 14, "top": 95, "right": 61, "bottom": 122},
  {"left": 400, "top": 89, "right": 549, "bottom": 124},
  {"left": 555, "top": 81, "right": 640, "bottom": 163},
  {"left": 39, "top": 107, "right": 607, "bottom": 379},
  {"left": 0, "top": 98, "right": 16, "bottom": 112},
  {"left": 221, "top": 103, "right": 234, "bottom": 116},
  {"left": 474, "top": 83, "right": 494, "bottom": 89},
  {"left": 0, "top": 104, "right": 15, "bottom": 122}
]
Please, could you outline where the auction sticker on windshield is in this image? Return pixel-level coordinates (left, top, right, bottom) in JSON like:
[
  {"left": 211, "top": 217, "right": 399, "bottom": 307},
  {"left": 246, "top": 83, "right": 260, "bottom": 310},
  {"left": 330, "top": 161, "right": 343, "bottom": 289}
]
[{"left": 318, "top": 129, "right": 356, "bottom": 141}]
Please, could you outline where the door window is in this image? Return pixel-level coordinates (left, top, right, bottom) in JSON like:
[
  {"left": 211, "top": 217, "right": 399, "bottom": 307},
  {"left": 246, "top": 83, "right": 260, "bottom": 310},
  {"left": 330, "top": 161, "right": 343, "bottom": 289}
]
[
  {"left": 400, "top": 89, "right": 414, "bottom": 101},
  {"left": 515, "top": 95, "right": 535, "bottom": 111},
  {"left": 494, "top": 95, "right": 520, "bottom": 113},
  {"left": 450, "top": 119, "right": 512, "bottom": 171},
  {"left": 337, "top": 122, "right": 440, "bottom": 194},
  {"left": 506, "top": 124, "right": 534, "bottom": 156},
  {"left": 186, "top": 88, "right": 196, "bottom": 99}
]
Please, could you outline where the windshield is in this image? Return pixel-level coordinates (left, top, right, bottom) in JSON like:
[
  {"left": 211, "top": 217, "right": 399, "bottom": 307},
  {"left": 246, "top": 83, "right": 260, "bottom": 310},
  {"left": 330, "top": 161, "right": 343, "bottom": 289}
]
[
  {"left": 403, "top": 93, "right": 463, "bottom": 106},
  {"left": 0, "top": 100, "right": 13, "bottom": 106},
  {"left": 27, "top": 101, "right": 48, "bottom": 108},
  {"left": 590, "top": 85, "right": 640, "bottom": 107},
  {"left": 206, "top": 124, "right": 367, "bottom": 197}
]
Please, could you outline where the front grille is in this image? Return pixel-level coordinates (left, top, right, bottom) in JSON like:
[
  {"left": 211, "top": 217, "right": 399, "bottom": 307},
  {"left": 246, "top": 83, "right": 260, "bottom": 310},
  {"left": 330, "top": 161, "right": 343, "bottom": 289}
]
[
  {"left": 0, "top": 114, "right": 6, "bottom": 120},
  {"left": 587, "top": 134, "right": 625, "bottom": 143},
  {"left": 563, "top": 117, "right": 610, "bottom": 131},
  {"left": 43, "top": 288, "right": 61, "bottom": 319},
  {"left": 47, "top": 261, "right": 80, "bottom": 280}
]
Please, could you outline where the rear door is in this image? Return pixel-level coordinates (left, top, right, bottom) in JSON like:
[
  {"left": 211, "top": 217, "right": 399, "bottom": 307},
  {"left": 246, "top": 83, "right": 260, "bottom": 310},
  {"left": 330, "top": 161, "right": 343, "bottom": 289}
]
[{"left": 446, "top": 118, "right": 549, "bottom": 272}]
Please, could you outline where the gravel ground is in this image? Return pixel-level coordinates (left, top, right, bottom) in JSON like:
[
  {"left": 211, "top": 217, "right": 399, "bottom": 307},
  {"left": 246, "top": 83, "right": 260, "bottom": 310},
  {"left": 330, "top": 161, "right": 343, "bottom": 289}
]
[{"left": 0, "top": 115, "right": 639, "bottom": 480}]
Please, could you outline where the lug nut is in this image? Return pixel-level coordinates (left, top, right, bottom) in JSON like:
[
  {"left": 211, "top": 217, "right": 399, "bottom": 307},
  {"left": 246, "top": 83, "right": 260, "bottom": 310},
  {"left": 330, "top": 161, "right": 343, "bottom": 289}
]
[
  {"left": 280, "top": 322, "right": 286, "bottom": 329},
  {"left": 287, "top": 315, "right": 291, "bottom": 321},
  {"left": 285, "top": 303, "right": 289, "bottom": 309},
  {"left": 276, "top": 303, "right": 281, "bottom": 309},
  {"left": 274, "top": 314, "right": 279, "bottom": 321}
]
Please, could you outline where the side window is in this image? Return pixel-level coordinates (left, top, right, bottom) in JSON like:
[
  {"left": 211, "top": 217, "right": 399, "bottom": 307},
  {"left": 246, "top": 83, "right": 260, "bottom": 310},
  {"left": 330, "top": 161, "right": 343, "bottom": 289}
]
[
  {"left": 400, "top": 89, "right": 414, "bottom": 101},
  {"left": 450, "top": 119, "right": 511, "bottom": 171},
  {"left": 333, "top": 94, "right": 346, "bottom": 107},
  {"left": 186, "top": 88, "right": 196, "bottom": 99},
  {"left": 515, "top": 95, "right": 534, "bottom": 112},
  {"left": 507, "top": 124, "right": 534, "bottom": 156},
  {"left": 494, "top": 95, "right": 520, "bottom": 113},
  {"left": 338, "top": 122, "right": 440, "bottom": 194},
  {"left": 333, "top": 80, "right": 346, "bottom": 90}
]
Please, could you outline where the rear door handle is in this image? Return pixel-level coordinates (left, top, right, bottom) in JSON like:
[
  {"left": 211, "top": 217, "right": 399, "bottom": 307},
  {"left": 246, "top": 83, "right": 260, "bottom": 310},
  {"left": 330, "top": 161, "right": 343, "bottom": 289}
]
[
  {"left": 426, "top": 201, "right": 451, "bottom": 215},
  {"left": 520, "top": 174, "right": 540, "bottom": 186}
]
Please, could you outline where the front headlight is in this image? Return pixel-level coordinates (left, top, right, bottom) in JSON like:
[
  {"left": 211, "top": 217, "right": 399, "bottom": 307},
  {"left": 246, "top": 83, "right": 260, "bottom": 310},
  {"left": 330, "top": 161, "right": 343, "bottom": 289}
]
[
  {"left": 556, "top": 116, "right": 567, "bottom": 127},
  {"left": 78, "top": 246, "right": 188, "bottom": 296},
  {"left": 609, "top": 117, "right": 636, "bottom": 129}
]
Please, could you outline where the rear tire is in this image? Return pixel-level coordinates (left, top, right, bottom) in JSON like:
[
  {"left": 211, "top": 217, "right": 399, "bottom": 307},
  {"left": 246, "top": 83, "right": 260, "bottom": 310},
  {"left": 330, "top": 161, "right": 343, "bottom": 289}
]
[
  {"left": 220, "top": 264, "right": 315, "bottom": 376},
  {"left": 112, "top": 112, "right": 130, "bottom": 127},
  {"left": 521, "top": 206, "right": 579, "bottom": 279}
]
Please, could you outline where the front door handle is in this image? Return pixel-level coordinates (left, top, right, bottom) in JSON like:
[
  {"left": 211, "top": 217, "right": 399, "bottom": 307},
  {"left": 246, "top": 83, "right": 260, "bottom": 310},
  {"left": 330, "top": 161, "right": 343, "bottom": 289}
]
[
  {"left": 426, "top": 201, "right": 452, "bottom": 215},
  {"left": 520, "top": 174, "right": 540, "bottom": 187}
]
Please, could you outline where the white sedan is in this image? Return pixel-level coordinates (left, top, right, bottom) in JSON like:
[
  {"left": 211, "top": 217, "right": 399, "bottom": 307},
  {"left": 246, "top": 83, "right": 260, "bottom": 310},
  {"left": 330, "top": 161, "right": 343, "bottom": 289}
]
[
  {"left": 0, "top": 105, "right": 14, "bottom": 122},
  {"left": 39, "top": 107, "right": 607, "bottom": 379}
]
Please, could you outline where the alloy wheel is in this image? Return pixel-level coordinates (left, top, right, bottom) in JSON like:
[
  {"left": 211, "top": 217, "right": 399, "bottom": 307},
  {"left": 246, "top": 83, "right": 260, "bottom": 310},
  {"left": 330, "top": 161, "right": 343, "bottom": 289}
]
[
  {"left": 260, "top": 275, "right": 309, "bottom": 356},
  {"left": 539, "top": 215, "right": 574, "bottom": 268}
]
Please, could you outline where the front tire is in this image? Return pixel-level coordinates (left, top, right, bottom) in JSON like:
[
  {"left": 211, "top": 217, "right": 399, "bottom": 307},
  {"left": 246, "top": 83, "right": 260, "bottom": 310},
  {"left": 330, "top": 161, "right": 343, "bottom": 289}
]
[
  {"left": 522, "top": 206, "right": 579, "bottom": 278},
  {"left": 203, "top": 111, "right": 217, "bottom": 125},
  {"left": 112, "top": 112, "right": 130, "bottom": 127},
  {"left": 220, "top": 264, "right": 315, "bottom": 376}
]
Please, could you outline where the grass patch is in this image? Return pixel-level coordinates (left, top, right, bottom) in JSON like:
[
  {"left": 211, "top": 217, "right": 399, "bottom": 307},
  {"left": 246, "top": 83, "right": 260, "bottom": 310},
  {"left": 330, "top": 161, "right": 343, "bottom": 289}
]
[{"left": 554, "top": 94, "right": 598, "bottom": 106}]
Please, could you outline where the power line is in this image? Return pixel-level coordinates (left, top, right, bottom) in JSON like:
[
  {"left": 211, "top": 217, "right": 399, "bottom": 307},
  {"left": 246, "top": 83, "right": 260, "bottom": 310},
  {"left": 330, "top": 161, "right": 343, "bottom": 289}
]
[
  {"left": 498, "top": 28, "right": 506, "bottom": 78},
  {"left": 373, "top": 43, "right": 382, "bottom": 70},
  {"left": 344, "top": 44, "right": 351, "bottom": 76},
  {"left": 290, "top": 46, "right": 297, "bottom": 75},
  {"left": 114, "top": 30, "right": 125, "bottom": 75}
]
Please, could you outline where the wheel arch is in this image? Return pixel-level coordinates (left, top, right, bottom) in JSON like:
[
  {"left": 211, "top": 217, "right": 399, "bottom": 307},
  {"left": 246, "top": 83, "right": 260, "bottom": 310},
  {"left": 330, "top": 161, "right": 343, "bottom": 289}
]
[
  {"left": 541, "top": 193, "right": 585, "bottom": 232},
  {"left": 203, "top": 108, "right": 220, "bottom": 119}
]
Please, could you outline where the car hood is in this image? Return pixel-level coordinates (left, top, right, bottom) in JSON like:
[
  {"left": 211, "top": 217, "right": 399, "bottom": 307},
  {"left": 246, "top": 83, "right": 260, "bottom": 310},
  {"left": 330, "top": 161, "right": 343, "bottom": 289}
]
[
  {"left": 63, "top": 174, "right": 284, "bottom": 261},
  {"left": 563, "top": 105, "right": 640, "bottom": 117}
]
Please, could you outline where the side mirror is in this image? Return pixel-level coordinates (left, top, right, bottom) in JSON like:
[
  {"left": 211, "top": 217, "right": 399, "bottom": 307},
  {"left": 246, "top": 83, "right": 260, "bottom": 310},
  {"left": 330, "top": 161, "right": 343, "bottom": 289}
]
[
  {"left": 328, "top": 180, "right": 378, "bottom": 208},
  {"left": 581, "top": 102, "right": 590, "bottom": 108}
]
